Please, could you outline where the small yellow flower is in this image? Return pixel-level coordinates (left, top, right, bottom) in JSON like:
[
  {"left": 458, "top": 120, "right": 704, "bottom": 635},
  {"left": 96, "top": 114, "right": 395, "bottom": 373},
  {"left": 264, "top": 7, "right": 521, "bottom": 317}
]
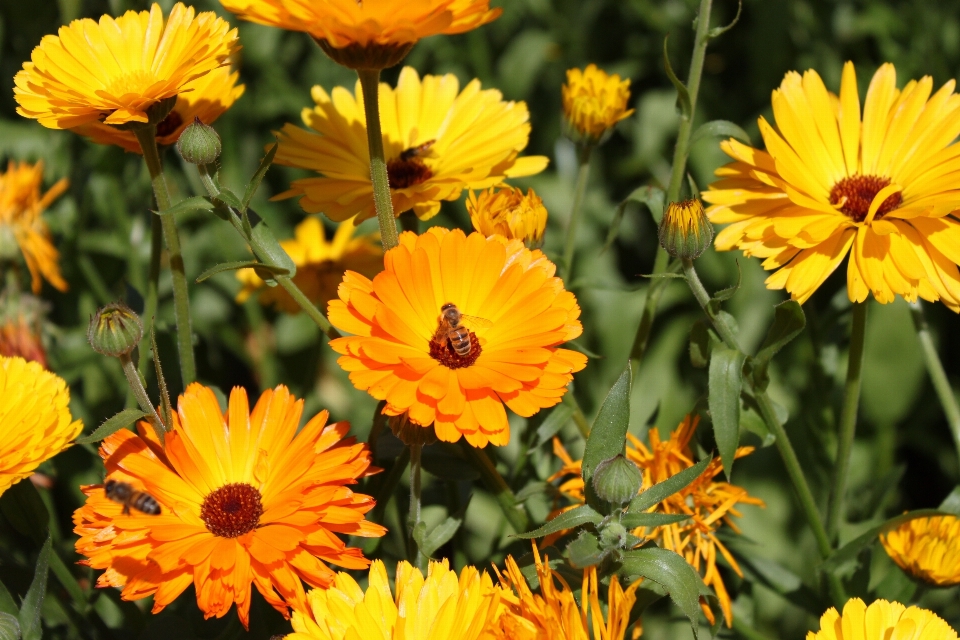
[
  {"left": 659, "top": 198, "right": 714, "bottom": 260},
  {"left": 468, "top": 187, "right": 548, "bottom": 247},
  {"left": 880, "top": 515, "right": 960, "bottom": 586},
  {"left": 236, "top": 217, "right": 383, "bottom": 313},
  {"left": 562, "top": 64, "right": 634, "bottom": 145},
  {"left": 808, "top": 598, "right": 957, "bottom": 640},
  {"left": 0, "top": 355, "right": 82, "bottom": 497},
  {"left": 15, "top": 3, "right": 238, "bottom": 129},
  {"left": 0, "top": 161, "right": 68, "bottom": 294}
]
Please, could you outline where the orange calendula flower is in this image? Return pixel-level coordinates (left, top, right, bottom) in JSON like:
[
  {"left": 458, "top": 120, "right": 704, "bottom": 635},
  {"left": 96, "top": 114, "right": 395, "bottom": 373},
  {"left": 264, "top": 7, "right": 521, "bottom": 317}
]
[
  {"left": 73, "top": 383, "right": 385, "bottom": 628},
  {"left": 14, "top": 3, "right": 238, "bottom": 129},
  {"left": 0, "top": 161, "right": 68, "bottom": 294},
  {"left": 273, "top": 67, "right": 549, "bottom": 222},
  {"left": 468, "top": 187, "right": 548, "bottom": 247},
  {"left": 549, "top": 415, "right": 763, "bottom": 627},
  {"left": 808, "top": 598, "right": 957, "bottom": 640},
  {"left": 328, "top": 227, "right": 586, "bottom": 448},
  {"left": 562, "top": 64, "right": 634, "bottom": 145},
  {"left": 705, "top": 62, "right": 960, "bottom": 309},
  {"left": 0, "top": 291, "right": 50, "bottom": 367},
  {"left": 880, "top": 515, "right": 960, "bottom": 586}
]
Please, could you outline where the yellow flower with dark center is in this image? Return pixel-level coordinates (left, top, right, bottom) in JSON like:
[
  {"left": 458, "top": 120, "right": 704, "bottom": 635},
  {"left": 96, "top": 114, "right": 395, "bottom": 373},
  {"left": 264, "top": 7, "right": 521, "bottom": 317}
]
[
  {"left": 236, "top": 217, "right": 383, "bottom": 313},
  {"left": 880, "top": 515, "right": 960, "bottom": 586},
  {"left": 0, "top": 161, "right": 68, "bottom": 294},
  {"left": 549, "top": 415, "right": 763, "bottom": 627},
  {"left": 705, "top": 62, "right": 960, "bottom": 309},
  {"left": 273, "top": 67, "right": 549, "bottom": 222},
  {"left": 0, "top": 355, "right": 82, "bottom": 497},
  {"left": 468, "top": 187, "right": 548, "bottom": 247},
  {"left": 14, "top": 3, "right": 238, "bottom": 129},
  {"left": 659, "top": 198, "right": 714, "bottom": 260},
  {"left": 287, "top": 559, "right": 502, "bottom": 640},
  {"left": 808, "top": 598, "right": 957, "bottom": 640},
  {"left": 561, "top": 64, "right": 634, "bottom": 144},
  {"left": 73, "top": 383, "right": 385, "bottom": 628}
]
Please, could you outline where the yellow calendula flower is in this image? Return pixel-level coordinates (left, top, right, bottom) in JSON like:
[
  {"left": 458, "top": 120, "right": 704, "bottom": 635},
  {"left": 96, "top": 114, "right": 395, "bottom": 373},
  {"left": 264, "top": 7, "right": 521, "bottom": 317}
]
[
  {"left": 705, "top": 62, "right": 960, "bottom": 309},
  {"left": 0, "top": 355, "right": 82, "bottom": 497},
  {"left": 880, "top": 515, "right": 960, "bottom": 586},
  {"left": 287, "top": 559, "right": 502, "bottom": 640},
  {"left": 274, "top": 67, "right": 549, "bottom": 222},
  {"left": 14, "top": 3, "right": 238, "bottom": 129},
  {"left": 562, "top": 64, "right": 634, "bottom": 145},
  {"left": 468, "top": 187, "right": 548, "bottom": 247},
  {"left": 236, "top": 217, "right": 383, "bottom": 314},
  {"left": 0, "top": 161, "right": 68, "bottom": 294},
  {"left": 808, "top": 598, "right": 957, "bottom": 640}
]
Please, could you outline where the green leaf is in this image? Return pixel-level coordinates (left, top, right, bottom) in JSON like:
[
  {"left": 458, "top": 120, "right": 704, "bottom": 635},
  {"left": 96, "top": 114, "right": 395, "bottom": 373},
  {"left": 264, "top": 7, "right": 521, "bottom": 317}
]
[
  {"left": 76, "top": 408, "right": 147, "bottom": 445},
  {"left": 822, "top": 509, "right": 945, "bottom": 573},
  {"left": 514, "top": 504, "right": 603, "bottom": 539},
  {"left": 250, "top": 222, "right": 297, "bottom": 277},
  {"left": 620, "top": 547, "right": 710, "bottom": 639},
  {"left": 419, "top": 515, "right": 464, "bottom": 557},
  {"left": 603, "top": 186, "right": 666, "bottom": 253},
  {"left": 0, "top": 481, "right": 48, "bottom": 539},
  {"left": 689, "top": 320, "right": 718, "bottom": 369},
  {"left": 690, "top": 119, "right": 751, "bottom": 148},
  {"left": 157, "top": 196, "right": 213, "bottom": 218},
  {"left": 18, "top": 537, "right": 50, "bottom": 640},
  {"left": 686, "top": 173, "right": 700, "bottom": 200},
  {"left": 0, "top": 581, "right": 18, "bottom": 618},
  {"left": 939, "top": 486, "right": 960, "bottom": 516},
  {"left": 663, "top": 36, "right": 692, "bottom": 117},
  {"left": 582, "top": 367, "right": 632, "bottom": 512},
  {"left": 535, "top": 404, "right": 574, "bottom": 447},
  {"left": 195, "top": 260, "right": 288, "bottom": 284},
  {"left": 214, "top": 188, "right": 243, "bottom": 210},
  {"left": 242, "top": 144, "right": 278, "bottom": 212},
  {"left": 627, "top": 457, "right": 711, "bottom": 513},
  {"left": 739, "top": 399, "right": 776, "bottom": 447},
  {"left": 620, "top": 512, "right": 691, "bottom": 529},
  {"left": 567, "top": 531, "right": 606, "bottom": 568},
  {"left": 0, "top": 613, "right": 18, "bottom": 640},
  {"left": 709, "top": 345, "right": 746, "bottom": 479},
  {"left": 707, "top": 0, "right": 743, "bottom": 39},
  {"left": 755, "top": 301, "right": 806, "bottom": 367}
]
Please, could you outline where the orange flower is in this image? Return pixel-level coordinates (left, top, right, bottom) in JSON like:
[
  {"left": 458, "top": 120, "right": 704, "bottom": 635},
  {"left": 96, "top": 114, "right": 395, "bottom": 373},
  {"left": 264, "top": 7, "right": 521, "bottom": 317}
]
[
  {"left": 328, "top": 227, "right": 586, "bottom": 447},
  {"left": 73, "top": 383, "right": 385, "bottom": 628}
]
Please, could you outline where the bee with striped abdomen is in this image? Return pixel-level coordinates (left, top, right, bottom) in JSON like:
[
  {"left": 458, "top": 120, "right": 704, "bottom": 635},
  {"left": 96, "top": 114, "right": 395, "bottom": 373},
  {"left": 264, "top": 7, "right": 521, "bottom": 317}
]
[{"left": 104, "top": 479, "right": 161, "bottom": 515}]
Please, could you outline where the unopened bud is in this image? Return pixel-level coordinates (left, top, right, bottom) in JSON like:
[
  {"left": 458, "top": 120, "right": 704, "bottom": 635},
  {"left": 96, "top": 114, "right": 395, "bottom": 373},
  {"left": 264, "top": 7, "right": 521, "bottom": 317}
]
[
  {"left": 177, "top": 117, "right": 222, "bottom": 165},
  {"left": 87, "top": 303, "right": 142, "bottom": 358},
  {"left": 658, "top": 198, "right": 713, "bottom": 260},
  {"left": 592, "top": 454, "right": 642, "bottom": 506}
]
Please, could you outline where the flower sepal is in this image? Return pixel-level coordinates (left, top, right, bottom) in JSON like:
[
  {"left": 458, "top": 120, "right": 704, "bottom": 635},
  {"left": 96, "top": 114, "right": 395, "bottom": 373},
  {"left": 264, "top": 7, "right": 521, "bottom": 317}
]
[
  {"left": 87, "top": 303, "right": 143, "bottom": 358},
  {"left": 177, "top": 117, "right": 222, "bottom": 165}
]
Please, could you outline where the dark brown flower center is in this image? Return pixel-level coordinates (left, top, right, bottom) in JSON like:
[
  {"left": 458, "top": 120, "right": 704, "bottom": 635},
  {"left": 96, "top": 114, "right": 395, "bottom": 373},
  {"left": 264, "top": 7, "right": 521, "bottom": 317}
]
[
  {"left": 156, "top": 111, "right": 184, "bottom": 139},
  {"left": 387, "top": 156, "right": 433, "bottom": 190},
  {"left": 429, "top": 331, "right": 481, "bottom": 369},
  {"left": 200, "top": 482, "right": 263, "bottom": 538},
  {"left": 829, "top": 174, "right": 901, "bottom": 222}
]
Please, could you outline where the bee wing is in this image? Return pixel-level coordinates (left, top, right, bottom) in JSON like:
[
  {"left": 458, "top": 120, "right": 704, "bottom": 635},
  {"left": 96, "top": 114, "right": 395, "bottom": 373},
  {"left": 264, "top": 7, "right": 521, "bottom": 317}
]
[{"left": 460, "top": 314, "right": 493, "bottom": 330}]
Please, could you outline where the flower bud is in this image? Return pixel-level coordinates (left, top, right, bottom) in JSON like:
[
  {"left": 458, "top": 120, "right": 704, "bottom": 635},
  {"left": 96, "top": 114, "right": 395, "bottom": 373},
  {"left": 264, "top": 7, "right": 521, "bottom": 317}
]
[
  {"left": 658, "top": 198, "right": 713, "bottom": 260},
  {"left": 562, "top": 64, "right": 634, "bottom": 146},
  {"left": 87, "top": 303, "right": 143, "bottom": 358},
  {"left": 467, "top": 187, "right": 547, "bottom": 248},
  {"left": 591, "top": 454, "right": 642, "bottom": 506},
  {"left": 177, "top": 117, "right": 222, "bottom": 165}
]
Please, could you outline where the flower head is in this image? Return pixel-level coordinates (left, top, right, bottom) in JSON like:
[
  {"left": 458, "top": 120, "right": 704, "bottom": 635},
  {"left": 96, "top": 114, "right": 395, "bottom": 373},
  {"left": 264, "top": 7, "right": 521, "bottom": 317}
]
[
  {"left": 0, "top": 161, "right": 68, "bottom": 294},
  {"left": 274, "top": 67, "right": 549, "bottom": 222},
  {"left": 0, "top": 355, "right": 81, "bottom": 497},
  {"left": 73, "top": 383, "right": 385, "bottom": 627},
  {"left": 549, "top": 415, "right": 762, "bottom": 626},
  {"left": 705, "top": 62, "right": 960, "bottom": 309},
  {"left": 808, "top": 598, "right": 957, "bottom": 640},
  {"left": 288, "top": 559, "right": 502, "bottom": 640},
  {"left": 468, "top": 187, "right": 548, "bottom": 247},
  {"left": 328, "top": 227, "right": 585, "bottom": 448},
  {"left": 15, "top": 3, "right": 239, "bottom": 129},
  {"left": 659, "top": 198, "right": 714, "bottom": 260},
  {"left": 236, "top": 217, "right": 383, "bottom": 314},
  {"left": 561, "top": 64, "right": 634, "bottom": 145},
  {"left": 880, "top": 515, "right": 960, "bottom": 586}
]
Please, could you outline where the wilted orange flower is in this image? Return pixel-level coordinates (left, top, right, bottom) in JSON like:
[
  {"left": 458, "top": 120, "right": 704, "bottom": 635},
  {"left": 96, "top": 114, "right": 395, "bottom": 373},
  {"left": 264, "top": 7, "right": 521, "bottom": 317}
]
[
  {"left": 808, "top": 598, "right": 957, "bottom": 640},
  {"left": 328, "top": 227, "right": 586, "bottom": 447},
  {"left": 562, "top": 64, "right": 634, "bottom": 144},
  {"left": 0, "top": 161, "right": 68, "bottom": 294},
  {"left": 468, "top": 187, "right": 548, "bottom": 247},
  {"left": 881, "top": 515, "right": 960, "bottom": 586},
  {"left": 550, "top": 415, "right": 762, "bottom": 627},
  {"left": 73, "top": 383, "right": 385, "bottom": 628}
]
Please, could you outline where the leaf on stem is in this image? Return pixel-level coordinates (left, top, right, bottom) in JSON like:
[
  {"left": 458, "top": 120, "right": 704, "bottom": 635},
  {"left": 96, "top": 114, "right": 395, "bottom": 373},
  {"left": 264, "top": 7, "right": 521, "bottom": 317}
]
[
  {"left": 0, "top": 613, "right": 18, "bottom": 640},
  {"left": 626, "top": 457, "right": 711, "bottom": 514},
  {"left": 603, "top": 186, "right": 665, "bottom": 253},
  {"left": 707, "top": 0, "right": 743, "bottom": 40},
  {"left": 0, "top": 581, "right": 16, "bottom": 618},
  {"left": 620, "top": 547, "right": 711, "bottom": 639},
  {"left": 663, "top": 36, "right": 692, "bottom": 118},
  {"left": 752, "top": 301, "right": 806, "bottom": 388},
  {"left": 582, "top": 366, "right": 632, "bottom": 512},
  {"left": 709, "top": 344, "right": 746, "bottom": 478},
  {"left": 689, "top": 119, "right": 751, "bottom": 148},
  {"left": 0, "top": 481, "right": 48, "bottom": 540},
  {"left": 706, "top": 261, "right": 741, "bottom": 317},
  {"left": 155, "top": 196, "right": 214, "bottom": 218},
  {"left": 18, "top": 537, "right": 50, "bottom": 640},
  {"left": 416, "top": 507, "right": 468, "bottom": 558},
  {"left": 195, "top": 261, "right": 289, "bottom": 284},
  {"left": 76, "top": 408, "right": 148, "bottom": 445},
  {"left": 513, "top": 504, "right": 603, "bottom": 539},
  {"left": 689, "top": 320, "right": 718, "bottom": 368},
  {"left": 250, "top": 223, "right": 297, "bottom": 277},
  {"left": 686, "top": 173, "right": 700, "bottom": 200},
  {"left": 938, "top": 485, "right": 960, "bottom": 515},
  {"left": 822, "top": 509, "right": 946, "bottom": 574},
  {"left": 243, "top": 144, "right": 278, "bottom": 212},
  {"left": 620, "top": 512, "right": 691, "bottom": 529}
]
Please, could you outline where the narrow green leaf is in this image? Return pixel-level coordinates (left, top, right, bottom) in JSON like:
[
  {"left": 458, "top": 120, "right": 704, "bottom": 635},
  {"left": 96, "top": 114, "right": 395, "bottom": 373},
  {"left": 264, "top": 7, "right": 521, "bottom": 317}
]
[
  {"left": 939, "top": 486, "right": 960, "bottom": 516},
  {"left": 620, "top": 547, "right": 710, "bottom": 639},
  {"left": 620, "top": 512, "right": 691, "bottom": 529},
  {"left": 686, "top": 173, "right": 700, "bottom": 200},
  {"left": 627, "top": 457, "right": 711, "bottom": 513},
  {"left": 214, "top": 188, "right": 243, "bottom": 210},
  {"left": 582, "top": 367, "right": 632, "bottom": 512},
  {"left": 689, "top": 320, "right": 717, "bottom": 369},
  {"left": 0, "top": 580, "right": 18, "bottom": 618},
  {"left": 712, "top": 261, "right": 742, "bottom": 304},
  {"left": 250, "top": 222, "right": 297, "bottom": 277},
  {"left": 195, "top": 260, "right": 288, "bottom": 284},
  {"left": 707, "top": 0, "right": 743, "bottom": 39},
  {"left": 419, "top": 516, "right": 464, "bottom": 557},
  {"left": 76, "top": 408, "right": 147, "bottom": 445},
  {"left": 242, "top": 144, "right": 278, "bottom": 212},
  {"left": 690, "top": 119, "right": 751, "bottom": 148},
  {"left": 709, "top": 345, "right": 746, "bottom": 478},
  {"left": 603, "top": 186, "right": 666, "bottom": 253},
  {"left": 18, "top": 537, "right": 50, "bottom": 640},
  {"left": 0, "top": 613, "right": 18, "bottom": 640},
  {"left": 535, "top": 404, "right": 573, "bottom": 447},
  {"left": 0, "top": 481, "right": 48, "bottom": 539},
  {"left": 822, "top": 509, "right": 945, "bottom": 573},
  {"left": 513, "top": 504, "right": 603, "bottom": 539},
  {"left": 663, "top": 36, "right": 692, "bottom": 117},
  {"left": 156, "top": 196, "right": 213, "bottom": 218},
  {"left": 755, "top": 301, "right": 806, "bottom": 366}
]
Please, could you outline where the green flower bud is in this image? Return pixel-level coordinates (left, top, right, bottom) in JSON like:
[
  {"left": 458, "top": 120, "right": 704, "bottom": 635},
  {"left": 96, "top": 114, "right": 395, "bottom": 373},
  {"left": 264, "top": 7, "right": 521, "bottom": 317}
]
[
  {"left": 566, "top": 531, "right": 605, "bottom": 569},
  {"left": 177, "top": 117, "right": 222, "bottom": 165},
  {"left": 599, "top": 521, "right": 628, "bottom": 550},
  {"left": 658, "top": 198, "right": 714, "bottom": 260},
  {"left": 592, "top": 454, "right": 643, "bottom": 506},
  {"left": 87, "top": 303, "right": 143, "bottom": 358}
]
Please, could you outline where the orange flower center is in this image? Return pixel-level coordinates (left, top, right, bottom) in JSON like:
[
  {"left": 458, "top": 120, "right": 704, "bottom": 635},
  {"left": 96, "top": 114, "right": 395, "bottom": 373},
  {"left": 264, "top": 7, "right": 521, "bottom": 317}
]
[
  {"left": 387, "top": 156, "right": 433, "bottom": 190},
  {"left": 156, "top": 111, "right": 184, "bottom": 139},
  {"left": 829, "top": 174, "right": 902, "bottom": 222},
  {"left": 200, "top": 482, "right": 263, "bottom": 538},
  {"left": 429, "top": 331, "right": 481, "bottom": 369}
]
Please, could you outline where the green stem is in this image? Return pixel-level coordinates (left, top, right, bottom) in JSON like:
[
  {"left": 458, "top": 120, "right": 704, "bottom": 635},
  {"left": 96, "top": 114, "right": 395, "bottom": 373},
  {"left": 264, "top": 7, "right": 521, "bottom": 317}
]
[
  {"left": 48, "top": 550, "right": 88, "bottom": 614},
  {"left": 408, "top": 443, "right": 425, "bottom": 571},
  {"left": 826, "top": 301, "right": 867, "bottom": 541},
  {"left": 460, "top": 442, "right": 529, "bottom": 533},
  {"left": 137, "top": 213, "right": 162, "bottom": 378},
  {"left": 357, "top": 69, "right": 400, "bottom": 251},
  {"left": 681, "top": 258, "right": 739, "bottom": 346},
  {"left": 120, "top": 354, "right": 165, "bottom": 443},
  {"left": 561, "top": 148, "right": 592, "bottom": 281},
  {"left": 910, "top": 300, "right": 960, "bottom": 467},
  {"left": 133, "top": 126, "right": 196, "bottom": 385}
]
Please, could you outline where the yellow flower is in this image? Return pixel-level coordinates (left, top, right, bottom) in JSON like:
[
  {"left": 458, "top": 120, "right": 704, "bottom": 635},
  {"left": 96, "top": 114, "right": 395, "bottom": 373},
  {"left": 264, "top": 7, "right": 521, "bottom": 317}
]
[
  {"left": 880, "top": 515, "right": 960, "bottom": 586},
  {"left": 468, "top": 187, "right": 548, "bottom": 247},
  {"left": 74, "top": 66, "right": 245, "bottom": 153},
  {"left": 273, "top": 67, "right": 549, "bottom": 222},
  {"left": 287, "top": 559, "right": 502, "bottom": 640},
  {"left": 236, "top": 217, "right": 383, "bottom": 314},
  {"left": 549, "top": 415, "right": 762, "bottom": 627},
  {"left": 14, "top": 3, "right": 238, "bottom": 129},
  {"left": 705, "top": 62, "right": 960, "bottom": 309},
  {"left": 0, "top": 355, "right": 82, "bottom": 497},
  {"left": 807, "top": 598, "right": 957, "bottom": 640},
  {"left": 0, "top": 161, "right": 68, "bottom": 294},
  {"left": 561, "top": 64, "right": 634, "bottom": 144}
]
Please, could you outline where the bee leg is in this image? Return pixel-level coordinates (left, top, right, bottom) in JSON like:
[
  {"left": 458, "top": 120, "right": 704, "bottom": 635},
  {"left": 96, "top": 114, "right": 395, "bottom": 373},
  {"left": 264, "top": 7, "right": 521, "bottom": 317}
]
[{"left": 122, "top": 504, "right": 130, "bottom": 516}]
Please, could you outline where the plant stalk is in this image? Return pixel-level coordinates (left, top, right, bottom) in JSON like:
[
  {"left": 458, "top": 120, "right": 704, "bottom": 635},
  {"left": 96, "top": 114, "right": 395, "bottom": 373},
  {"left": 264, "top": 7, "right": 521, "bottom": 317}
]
[
  {"left": 561, "top": 147, "right": 593, "bottom": 281},
  {"left": 357, "top": 69, "right": 400, "bottom": 251},
  {"left": 910, "top": 300, "right": 960, "bottom": 467},
  {"left": 138, "top": 213, "right": 162, "bottom": 378},
  {"left": 119, "top": 354, "right": 165, "bottom": 444},
  {"left": 460, "top": 442, "right": 529, "bottom": 533},
  {"left": 408, "top": 442, "right": 425, "bottom": 570}
]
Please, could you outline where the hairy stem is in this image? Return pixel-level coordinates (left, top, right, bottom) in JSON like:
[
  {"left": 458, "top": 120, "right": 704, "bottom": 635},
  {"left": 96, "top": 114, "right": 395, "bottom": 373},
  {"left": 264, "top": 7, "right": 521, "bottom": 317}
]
[
  {"left": 137, "top": 213, "right": 162, "bottom": 378},
  {"left": 561, "top": 148, "right": 592, "bottom": 281},
  {"left": 408, "top": 442, "right": 425, "bottom": 571},
  {"left": 910, "top": 300, "right": 960, "bottom": 467},
  {"left": 357, "top": 69, "right": 400, "bottom": 251},
  {"left": 119, "top": 354, "right": 165, "bottom": 444}
]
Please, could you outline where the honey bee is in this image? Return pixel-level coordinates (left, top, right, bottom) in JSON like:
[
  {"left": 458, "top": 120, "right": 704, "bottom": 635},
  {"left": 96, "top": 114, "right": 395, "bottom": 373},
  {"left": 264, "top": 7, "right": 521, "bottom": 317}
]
[
  {"left": 104, "top": 479, "right": 161, "bottom": 516},
  {"left": 400, "top": 139, "right": 436, "bottom": 161},
  {"left": 434, "top": 303, "right": 491, "bottom": 356}
]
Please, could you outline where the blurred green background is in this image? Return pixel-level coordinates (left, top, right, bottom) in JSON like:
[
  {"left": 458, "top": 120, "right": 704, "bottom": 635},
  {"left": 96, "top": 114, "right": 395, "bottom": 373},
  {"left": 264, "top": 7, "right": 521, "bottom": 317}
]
[{"left": 2, "top": 0, "right": 960, "bottom": 638}]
